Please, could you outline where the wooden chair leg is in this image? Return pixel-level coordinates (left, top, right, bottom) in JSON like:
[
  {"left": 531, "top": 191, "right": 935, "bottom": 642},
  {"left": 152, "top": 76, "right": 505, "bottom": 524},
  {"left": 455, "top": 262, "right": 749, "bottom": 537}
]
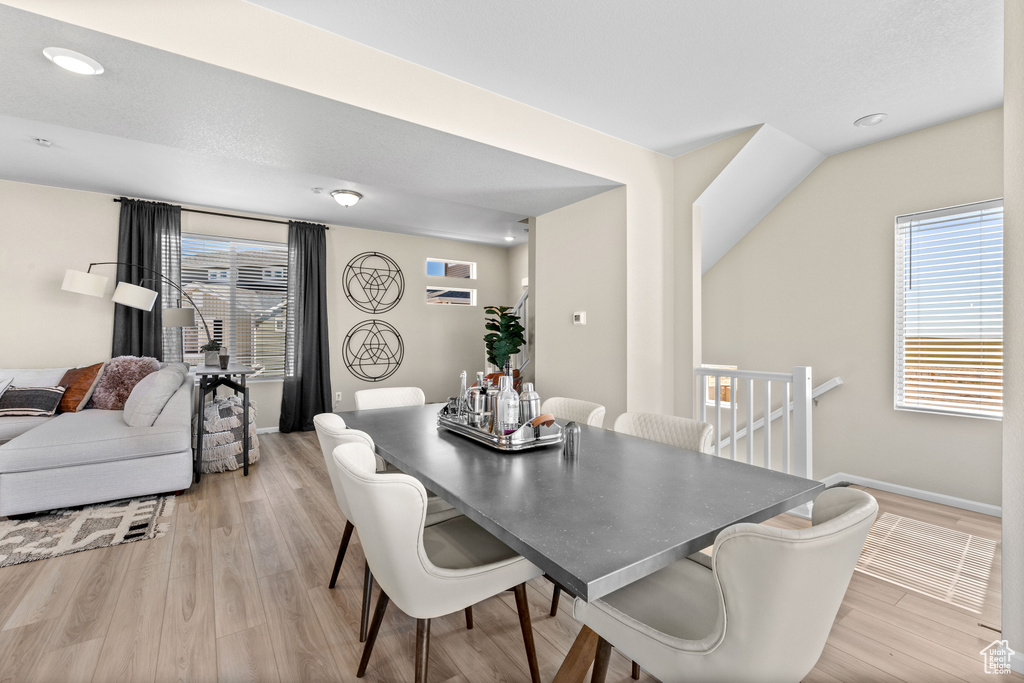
[
  {"left": 329, "top": 521, "right": 354, "bottom": 589},
  {"left": 415, "top": 618, "right": 431, "bottom": 683},
  {"left": 356, "top": 591, "right": 390, "bottom": 678},
  {"left": 591, "top": 636, "right": 612, "bottom": 683},
  {"left": 550, "top": 585, "right": 561, "bottom": 616},
  {"left": 632, "top": 660, "right": 641, "bottom": 679},
  {"left": 513, "top": 583, "right": 542, "bottom": 683},
  {"left": 359, "top": 561, "right": 374, "bottom": 643},
  {"left": 465, "top": 606, "right": 474, "bottom": 629}
]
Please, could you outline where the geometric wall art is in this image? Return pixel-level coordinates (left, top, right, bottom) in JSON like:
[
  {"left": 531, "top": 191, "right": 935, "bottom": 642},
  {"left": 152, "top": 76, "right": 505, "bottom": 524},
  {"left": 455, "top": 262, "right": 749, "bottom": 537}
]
[
  {"left": 342, "top": 319, "right": 404, "bottom": 382},
  {"left": 343, "top": 251, "right": 404, "bottom": 314}
]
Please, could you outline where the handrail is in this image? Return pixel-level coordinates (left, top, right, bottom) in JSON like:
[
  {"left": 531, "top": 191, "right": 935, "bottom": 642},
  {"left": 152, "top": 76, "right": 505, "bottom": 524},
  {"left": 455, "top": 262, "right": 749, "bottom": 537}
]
[
  {"left": 694, "top": 367, "right": 793, "bottom": 383},
  {"left": 512, "top": 287, "right": 528, "bottom": 315},
  {"left": 717, "top": 376, "right": 843, "bottom": 450}
]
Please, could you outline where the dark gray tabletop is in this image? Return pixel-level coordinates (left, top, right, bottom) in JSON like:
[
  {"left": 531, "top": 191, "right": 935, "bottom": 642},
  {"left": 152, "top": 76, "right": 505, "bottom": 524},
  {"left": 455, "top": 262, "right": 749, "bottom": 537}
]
[{"left": 339, "top": 404, "right": 824, "bottom": 602}]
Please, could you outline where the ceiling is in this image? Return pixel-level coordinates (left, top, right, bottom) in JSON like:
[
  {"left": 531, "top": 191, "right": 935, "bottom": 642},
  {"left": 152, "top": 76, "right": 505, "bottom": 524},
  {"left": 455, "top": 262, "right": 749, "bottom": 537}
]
[
  {"left": 249, "top": 0, "right": 1004, "bottom": 156},
  {"left": 0, "top": 5, "right": 619, "bottom": 246}
]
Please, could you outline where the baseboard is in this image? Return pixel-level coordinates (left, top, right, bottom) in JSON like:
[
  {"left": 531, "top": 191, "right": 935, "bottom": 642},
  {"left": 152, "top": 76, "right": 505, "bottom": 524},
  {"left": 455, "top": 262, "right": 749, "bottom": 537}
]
[
  {"left": 1012, "top": 651, "right": 1024, "bottom": 675},
  {"left": 256, "top": 427, "right": 279, "bottom": 435},
  {"left": 820, "top": 472, "right": 1001, "bottom": 518}
]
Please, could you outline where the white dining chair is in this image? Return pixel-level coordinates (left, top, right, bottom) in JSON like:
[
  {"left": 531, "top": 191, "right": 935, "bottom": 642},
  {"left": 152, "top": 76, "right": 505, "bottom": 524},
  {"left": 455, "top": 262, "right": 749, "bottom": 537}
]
[
  {"left": 613, "top": 412, "right": 715, "bottom": 454},
  {"left": 313, "top": 413, "right": 461, "bottom": 644},
  {"left": 334, "top": 441, "right": 544, "bottom": 683},
  {"left": 353, "top": 386, "right": 426, "bottom": 410},
  {"left": 577, "top": 487, "right": 878, "bottom": 683},
  {"left": 540, "top": 396, "right": 606, "bottom": 428}
]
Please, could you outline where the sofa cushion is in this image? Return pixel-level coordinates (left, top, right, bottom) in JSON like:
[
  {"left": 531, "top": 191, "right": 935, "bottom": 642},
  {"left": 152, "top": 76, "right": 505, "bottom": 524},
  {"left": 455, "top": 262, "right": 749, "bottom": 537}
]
[
  {"left": 0, "top": 408, "right": 191, "bottom": 473},
  {"left": 57, "top": 362, "right": 107, "bottom": 413},
  {"left": 0, "top": 368, "right": 70, "bottom": 387},
  {"left": 87, "top": 356, "right": 161, "bottom": 410},
  {"left": 123, "top": 364, "right": 188, "bottom": 427},
  {"left": 0, "top": 376, "right": 11, "bottom": 398},
  {"left": 0, "top": 386, "right": 67, "bottom": 417},
  {"left": 0, "top": 416, "right": 51, "bottom": 445}
]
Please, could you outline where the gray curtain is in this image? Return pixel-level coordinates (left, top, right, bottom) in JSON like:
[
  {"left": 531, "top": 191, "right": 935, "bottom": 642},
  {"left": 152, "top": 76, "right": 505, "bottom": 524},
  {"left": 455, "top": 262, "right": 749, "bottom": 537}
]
[
  {"left": 112, "top": 198, "right": 182, "bottom": 360},
  {"left": 280, "top": 221, "right": 332, "bottom": 432}
]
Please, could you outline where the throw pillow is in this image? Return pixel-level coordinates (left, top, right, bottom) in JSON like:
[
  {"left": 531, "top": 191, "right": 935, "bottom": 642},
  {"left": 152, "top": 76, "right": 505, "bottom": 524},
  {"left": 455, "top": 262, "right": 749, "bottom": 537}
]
[
  {"left": 0, "top": 386, "right": 68, "bottom": 417},
  {"left": 123, "top": 364, "right": 189, "bottom": 427},
  {"left": 0, "top": 377, "right": 11, "bottom": 398},
  {"left": 87, "top": 356, "right": 161, "bottom": 410},
  {"left": 57, "top": 362, "right": 107, "bottom": 413}
]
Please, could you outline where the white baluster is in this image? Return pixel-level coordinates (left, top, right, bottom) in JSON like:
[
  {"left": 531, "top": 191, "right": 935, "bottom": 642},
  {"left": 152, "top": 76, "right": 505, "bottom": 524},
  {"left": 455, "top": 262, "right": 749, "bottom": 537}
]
[{"left": 746, "top": 378, "right": 754, "bottom": 464}]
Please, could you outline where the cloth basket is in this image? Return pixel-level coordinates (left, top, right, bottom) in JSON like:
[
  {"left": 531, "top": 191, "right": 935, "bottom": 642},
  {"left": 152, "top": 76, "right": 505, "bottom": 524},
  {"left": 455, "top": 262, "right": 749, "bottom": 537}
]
[{"left": 191, "top": 395, "right": 260, "bottom": 473}]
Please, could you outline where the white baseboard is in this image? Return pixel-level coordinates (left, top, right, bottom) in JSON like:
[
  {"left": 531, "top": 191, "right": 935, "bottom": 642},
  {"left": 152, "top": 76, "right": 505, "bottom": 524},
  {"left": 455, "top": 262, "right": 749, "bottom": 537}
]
[
  {"left": 819, "top": 472, "right": 1001, "bottom": 518},
  {"left": 1012, "top": 651, "right": 1024, "bottom": 675},
  {"left": 256, "top": 427, "right": 279, "bottom": 435}
]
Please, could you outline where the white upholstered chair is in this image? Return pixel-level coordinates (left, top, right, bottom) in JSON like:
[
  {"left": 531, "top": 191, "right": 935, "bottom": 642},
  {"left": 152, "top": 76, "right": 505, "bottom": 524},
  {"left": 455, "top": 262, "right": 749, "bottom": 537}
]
[
  {"left": 313, "top": 413, "right": 461, "bottom": 643},
  {"left": 577, "top": 487, "right": 878, "bottom": 683},
  {"left": 334, "top": 441, "right": 544, "bottom": 683},
  {"left": 540, "top": 396, "right": 606, "bottom": 428},
  {"left": 613, "top": 412, "right": 715, "bottom": 454},
  {"left": 353, "top": 386, "right": 426, "bottom": 410}
]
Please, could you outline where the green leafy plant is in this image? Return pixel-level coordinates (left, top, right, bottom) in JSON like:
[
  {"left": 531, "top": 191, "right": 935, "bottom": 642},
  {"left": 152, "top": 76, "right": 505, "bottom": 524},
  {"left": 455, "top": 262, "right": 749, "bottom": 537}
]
[
  {"left": 200, "top": 339, "right": 222, "bottom": 352},
  {"left": 484, "top": 305, "right": 525, "bottom": 372}
]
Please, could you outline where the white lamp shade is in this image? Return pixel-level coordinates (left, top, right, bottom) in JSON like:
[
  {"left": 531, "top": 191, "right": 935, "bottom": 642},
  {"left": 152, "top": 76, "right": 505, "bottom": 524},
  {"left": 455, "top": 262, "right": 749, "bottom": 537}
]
[
  {"left": 162, "top": 307, "right": 196, "bottom": 327},
  {"left": 112, "top": 282, "right": 159, "bottom": 311},
  {"left": 61, "top": 269, "right": 108, "bottom": 297}
]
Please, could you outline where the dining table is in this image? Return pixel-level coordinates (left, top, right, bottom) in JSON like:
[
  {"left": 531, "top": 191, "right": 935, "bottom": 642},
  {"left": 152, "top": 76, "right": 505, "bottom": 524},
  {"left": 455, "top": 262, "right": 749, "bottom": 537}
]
[{"left": 339, "top": 403, "right": 824, "bottom": 681}]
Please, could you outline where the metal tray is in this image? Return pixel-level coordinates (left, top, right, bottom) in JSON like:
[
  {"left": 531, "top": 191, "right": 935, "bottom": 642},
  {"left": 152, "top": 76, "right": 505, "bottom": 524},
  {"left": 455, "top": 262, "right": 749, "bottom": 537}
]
[{"left": 437, "top": 406, "right": 563, "bottom": 452}]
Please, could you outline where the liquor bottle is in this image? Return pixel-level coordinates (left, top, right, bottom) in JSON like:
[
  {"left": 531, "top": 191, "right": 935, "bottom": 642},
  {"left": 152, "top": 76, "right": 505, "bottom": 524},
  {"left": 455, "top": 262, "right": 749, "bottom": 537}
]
[
  {"left": 458, "top": 371, "right": 468, "bottom": 416},
  {"left": 495, "top": 375, "right": 520, "bottom": 435}
]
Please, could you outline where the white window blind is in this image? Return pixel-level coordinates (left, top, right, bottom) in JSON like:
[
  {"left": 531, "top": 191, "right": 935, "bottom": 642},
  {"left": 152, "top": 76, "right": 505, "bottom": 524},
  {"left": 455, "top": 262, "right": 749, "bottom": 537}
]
[
  {"left": 172, "top": 233, "right": 288, "bottom": 376},
  {"left": 894, "top": 199, "right": 1003, "bottom": 418}
]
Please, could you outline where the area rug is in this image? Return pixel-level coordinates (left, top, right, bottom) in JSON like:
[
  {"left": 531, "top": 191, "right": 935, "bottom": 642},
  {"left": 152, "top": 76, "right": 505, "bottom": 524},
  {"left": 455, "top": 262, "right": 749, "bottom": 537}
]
[{"left": 0, "top": 494, "right": 175, "bottom": 567}]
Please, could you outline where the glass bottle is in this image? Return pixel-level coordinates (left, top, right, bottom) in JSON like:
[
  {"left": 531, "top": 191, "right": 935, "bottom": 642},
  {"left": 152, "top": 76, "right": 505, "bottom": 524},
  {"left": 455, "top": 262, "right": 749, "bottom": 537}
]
[{"left": 495, "top": 375, "right": 520, "bottom": 435}]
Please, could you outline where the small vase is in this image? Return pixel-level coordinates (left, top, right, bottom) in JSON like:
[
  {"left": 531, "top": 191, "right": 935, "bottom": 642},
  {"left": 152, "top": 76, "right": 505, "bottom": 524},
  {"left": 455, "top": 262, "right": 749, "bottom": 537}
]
[
  {"left": 204, "top": 350, "right": 219, "bottom": 366},
  {"left": 218, "top": 354, "right": 230, "bottom": 370}
]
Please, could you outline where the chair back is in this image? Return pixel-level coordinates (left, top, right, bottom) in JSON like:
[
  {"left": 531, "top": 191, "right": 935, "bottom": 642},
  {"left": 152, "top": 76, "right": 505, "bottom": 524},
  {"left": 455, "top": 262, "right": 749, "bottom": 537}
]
[
  {"left": 613, "top": 412, "right": 714, "bottom": 454},
  {"left": 708, "top": 487, "right": 878, "bottom": 680},
  {"left": 354, "top": 387, "right": 426, "bottom": 410},
  {"left": 540, "top": 397, "right": 606, "bottom": 428},
  {"left": 313, "top": 413, "right": 376, "bottom": 520}
]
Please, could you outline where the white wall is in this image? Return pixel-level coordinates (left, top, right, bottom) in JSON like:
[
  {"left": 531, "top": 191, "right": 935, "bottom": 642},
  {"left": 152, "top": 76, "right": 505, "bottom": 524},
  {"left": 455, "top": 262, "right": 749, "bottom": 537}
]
[
  {"left": 0, "top": 179, "right": 510, "bottom": 427},
  {"left": 534, "top": 187, "right": 627, "bottom": 424},
  {"left": 703, "top": 109, "right": 1004, "bottom": 505},
  {"left": 1002, "top": 0, "right": 1023, "bottom": 670}
]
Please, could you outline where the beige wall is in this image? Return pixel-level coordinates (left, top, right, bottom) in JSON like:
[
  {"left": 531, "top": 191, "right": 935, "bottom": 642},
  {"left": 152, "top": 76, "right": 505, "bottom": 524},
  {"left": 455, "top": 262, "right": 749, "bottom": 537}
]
[
  {"left": 507, "top": 242, "right": 528, "bottom": 304},
  {"left": 534, "top": 187, "right": 627, "bottom": 424},
  {"left": 703, "top": 109, "right": 1004, "bottom": 505},
  {"left": 0, "top": 179, "right": 509, "bottom": 427},
  {"left": 1002, "top": 0, "right": 1023, "bottom": 669},
  {"left": 9, "top": 0, "right": 678, "bottom": 421}
]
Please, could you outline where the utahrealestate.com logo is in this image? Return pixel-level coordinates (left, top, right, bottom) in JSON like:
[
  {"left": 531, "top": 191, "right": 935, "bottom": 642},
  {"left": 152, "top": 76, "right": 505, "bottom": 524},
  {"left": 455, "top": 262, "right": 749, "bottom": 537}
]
[{"left": 980, "top": 640, "right": 1016, "bottom": 675}]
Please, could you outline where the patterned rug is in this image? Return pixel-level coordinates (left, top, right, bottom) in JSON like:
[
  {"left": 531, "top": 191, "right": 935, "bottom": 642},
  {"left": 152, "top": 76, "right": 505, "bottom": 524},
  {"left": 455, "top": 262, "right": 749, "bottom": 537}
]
[{"left": 0, "top": 495, "right": 175, "bottom": 567}]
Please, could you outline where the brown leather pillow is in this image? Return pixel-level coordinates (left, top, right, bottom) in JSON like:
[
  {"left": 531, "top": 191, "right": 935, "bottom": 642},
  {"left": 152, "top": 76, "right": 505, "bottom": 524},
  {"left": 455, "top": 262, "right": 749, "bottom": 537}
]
[{"left": 57, "top": 362, "right": 107, "bottom": 413}]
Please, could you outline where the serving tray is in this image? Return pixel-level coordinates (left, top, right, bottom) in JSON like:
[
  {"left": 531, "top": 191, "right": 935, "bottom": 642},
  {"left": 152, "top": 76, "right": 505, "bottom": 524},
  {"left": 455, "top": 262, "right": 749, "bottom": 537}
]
[{"left": 437, "top": 405, "right": 564, "bottom": 452}]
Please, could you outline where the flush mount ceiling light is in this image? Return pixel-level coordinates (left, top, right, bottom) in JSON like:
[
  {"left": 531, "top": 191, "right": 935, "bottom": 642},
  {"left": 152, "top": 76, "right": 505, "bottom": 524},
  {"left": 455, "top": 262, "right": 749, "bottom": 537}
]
[
  {"left": 504, "top": 235, "right": 515, "bottom": 242},
  {"left": 331, "top": 190, "right": 362, "bottom": 207},
  {"left": 854, "top": 113, "right": 887, "bottom": 127},
  {"left": 43, "top": 47, "right": 104, "bottom": 75}
]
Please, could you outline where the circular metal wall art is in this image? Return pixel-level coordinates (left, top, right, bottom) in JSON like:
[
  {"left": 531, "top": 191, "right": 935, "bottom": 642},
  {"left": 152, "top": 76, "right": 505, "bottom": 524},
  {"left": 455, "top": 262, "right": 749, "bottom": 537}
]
[
  {"left": 343, "top": 319, "right": 405, "bottom": 382},
  {"left": 343, "top": 251, "right": 404, "bottom": 313}
]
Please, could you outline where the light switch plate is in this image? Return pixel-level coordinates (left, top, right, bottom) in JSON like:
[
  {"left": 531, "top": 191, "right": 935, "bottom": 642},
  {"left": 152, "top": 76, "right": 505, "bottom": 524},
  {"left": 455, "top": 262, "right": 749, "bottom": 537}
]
[{"left": 573, "top": 311, "right": 587, "bottom": 325}]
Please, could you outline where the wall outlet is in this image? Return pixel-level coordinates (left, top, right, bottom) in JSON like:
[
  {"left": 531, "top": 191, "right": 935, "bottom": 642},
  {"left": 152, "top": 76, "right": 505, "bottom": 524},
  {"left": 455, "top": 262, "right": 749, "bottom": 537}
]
[
  {"left": 573, "top": 311, "right": 587, "bottom": 325},
  {"left": 335, "top": 392, "right": 343, "bottom": 405}
]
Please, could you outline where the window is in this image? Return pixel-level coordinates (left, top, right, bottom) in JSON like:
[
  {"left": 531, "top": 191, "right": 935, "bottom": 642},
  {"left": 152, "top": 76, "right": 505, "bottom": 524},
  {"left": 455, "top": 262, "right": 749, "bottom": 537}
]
[
  {"left": 426, "top": 287, "right": 476, "bottom": 306},
  {"left": 895, "top": 199, "right": 1003, "bottom": 418},
  {"left": 174, "top": 233, "right": 289, "bottom": 376},
  {"left": 426, "top": 258, "right": 476, "bottom": 279}
]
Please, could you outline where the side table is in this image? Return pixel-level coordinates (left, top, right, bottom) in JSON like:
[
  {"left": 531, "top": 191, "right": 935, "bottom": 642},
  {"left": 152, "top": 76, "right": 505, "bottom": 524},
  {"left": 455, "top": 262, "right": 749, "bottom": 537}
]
[{"left": 193, "top": 363, "right": 255, "bottom": 484}]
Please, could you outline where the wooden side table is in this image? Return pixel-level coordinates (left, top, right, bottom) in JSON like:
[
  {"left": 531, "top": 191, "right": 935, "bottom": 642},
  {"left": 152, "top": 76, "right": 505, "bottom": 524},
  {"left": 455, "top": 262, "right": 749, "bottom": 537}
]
[{"left": 192, "top": 363, "right": 255, "bottom": 484}]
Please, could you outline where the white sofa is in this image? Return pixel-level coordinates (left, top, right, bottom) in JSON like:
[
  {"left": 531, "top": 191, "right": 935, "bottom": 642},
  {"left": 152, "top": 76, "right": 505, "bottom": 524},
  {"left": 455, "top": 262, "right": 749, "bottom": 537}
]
[{"left": 0, "top": 366, "right": 193, "bottom": 516}]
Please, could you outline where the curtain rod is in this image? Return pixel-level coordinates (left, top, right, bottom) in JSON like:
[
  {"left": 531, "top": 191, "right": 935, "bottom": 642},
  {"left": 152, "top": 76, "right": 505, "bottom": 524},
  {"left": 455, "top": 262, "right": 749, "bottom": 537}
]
[{"left": 112, "top": 198, "right": 329, "bottom": 229}]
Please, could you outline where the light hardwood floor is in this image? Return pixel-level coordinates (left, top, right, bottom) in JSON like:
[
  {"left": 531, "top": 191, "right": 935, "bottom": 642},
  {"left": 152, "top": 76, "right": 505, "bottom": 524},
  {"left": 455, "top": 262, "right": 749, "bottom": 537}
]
[{"left": 0, "top": 431, "right": 1017, "bottom": 682}]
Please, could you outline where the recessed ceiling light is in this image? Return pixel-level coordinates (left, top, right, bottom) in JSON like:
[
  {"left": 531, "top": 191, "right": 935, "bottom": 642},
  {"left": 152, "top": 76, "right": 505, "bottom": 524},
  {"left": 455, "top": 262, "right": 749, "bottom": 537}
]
[
  {"left": 331, "top": 190, "right": 362, "bottom": 207},
  {"left": 43, "top": 47, "right": 104, "bottom": 75},
  {"left": 854, "top": 113, "right": 887, "bottom": 127},
  {"left": 504, "top": 235, "right": 515, "bottom": 242}
]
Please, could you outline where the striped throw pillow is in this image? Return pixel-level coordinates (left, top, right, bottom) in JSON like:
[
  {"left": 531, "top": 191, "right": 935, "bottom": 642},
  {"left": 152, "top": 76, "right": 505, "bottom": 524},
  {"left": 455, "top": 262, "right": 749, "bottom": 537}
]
[{"left": 0, "top": 386, "right": 68, "bottom": 417}]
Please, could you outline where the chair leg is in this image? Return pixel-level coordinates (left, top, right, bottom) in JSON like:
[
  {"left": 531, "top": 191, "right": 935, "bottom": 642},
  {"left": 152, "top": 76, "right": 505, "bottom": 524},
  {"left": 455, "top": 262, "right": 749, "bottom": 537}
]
[
  {"left": 550, "top": 585, "right": 561, "bottom": 616},
  {"left": 465, "top": 606, "right": 474, "bottom": 630},
  {"left": 359, "top": 561, "right": 374, "bottom": 643},
  {"left": 415, "top": 618, "right": 431, "bottom": 683},
  {"left": 329, "top": 521, "right": 354, "bottom": 589},
  {"left": 632, "top": 660, "right": 641, "bottom": 679},
  {"left": 591, "top": 636, "right": 612, "bottom": 683},
  {"left": 356, "top": 591, "right": 389, "bottom": 677},
  {"left": 513, "top": 583, "right": 542, "bottom": 683}
]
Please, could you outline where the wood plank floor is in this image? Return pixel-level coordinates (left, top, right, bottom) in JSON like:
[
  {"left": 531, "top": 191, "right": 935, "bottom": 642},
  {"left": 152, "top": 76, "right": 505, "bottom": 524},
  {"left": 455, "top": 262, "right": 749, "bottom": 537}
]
[{"left": 0, "top": 431, "right": 1017, "bottom": 682}]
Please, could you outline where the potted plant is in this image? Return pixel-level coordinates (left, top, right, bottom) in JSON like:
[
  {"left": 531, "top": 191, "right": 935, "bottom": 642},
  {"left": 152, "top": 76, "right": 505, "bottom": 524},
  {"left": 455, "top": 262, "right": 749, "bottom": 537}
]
[
  {"left": 483, "top": 305, "right": 525, "bottom": 376},
  {"left": 201, "top": 339, "right": 222, "bottom": 367}
]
